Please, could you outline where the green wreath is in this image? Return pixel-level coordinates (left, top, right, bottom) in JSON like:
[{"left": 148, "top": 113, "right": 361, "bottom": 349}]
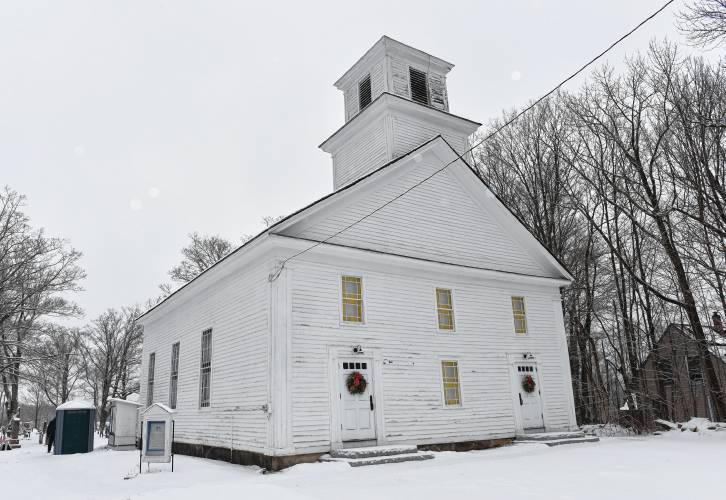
[
  {"left": 522, "top": 375, "right": 536, "bottom": 393},
  {"left": 346, "top": 371, "right": 367, "bottom": 395}
]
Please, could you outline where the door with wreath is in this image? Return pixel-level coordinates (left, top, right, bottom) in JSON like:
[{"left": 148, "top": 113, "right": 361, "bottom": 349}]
[
  {"left": 515, "top": 364, "right": 544, "bottom": 430},
  {"left": 339, "top": 359, "right": 376, "bottom": 441}
]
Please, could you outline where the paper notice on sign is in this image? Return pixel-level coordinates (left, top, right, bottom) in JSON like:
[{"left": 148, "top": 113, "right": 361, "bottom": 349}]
[{"left": 147, "top": 421, "right": 166, "bottom": 456}]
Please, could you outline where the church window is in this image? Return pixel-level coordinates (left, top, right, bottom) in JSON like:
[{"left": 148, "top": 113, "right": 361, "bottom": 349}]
[
  {"left": 512, "top": 296, "right": 528, "bottom": 335},
  {"left": 341, "top": 276, "right": 363, "bottom": 322}
]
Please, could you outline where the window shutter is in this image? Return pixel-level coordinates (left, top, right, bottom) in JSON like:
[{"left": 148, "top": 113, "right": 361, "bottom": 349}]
[
  {"left": 358, "top": 75, "right": 372, "bottom": 111},
  {"left": 428, "top": 73, "right": 448, "bottom": 110},
  {"left": 409, "top": 67, "right": 429, "bottom": 105}
]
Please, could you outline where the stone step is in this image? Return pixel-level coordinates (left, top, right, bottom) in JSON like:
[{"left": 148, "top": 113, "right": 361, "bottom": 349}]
[
  {"left": 321, "top": 451, "right": 435, "bottom": 467},
  {"left": 516, "top": 431, "right": 587, "bottom": 442},
  {"left": 516, "top": 435, "right": 600, "bottom": 447},
  {"left": 330, "top": 444, "right": 419, "bottom": 459}
]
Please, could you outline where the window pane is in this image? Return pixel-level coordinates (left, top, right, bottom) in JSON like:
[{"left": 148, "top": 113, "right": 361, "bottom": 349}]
[
  {"left": 441, "top": 361, "right": 461, "bottom": 406},
  {"left": 200, "top": 329, "right": 212, "bottom": 407},
  {"left": 147, "top": 353, "right": 156, "bottom": 406},
  {"left": 341, "top": 276, "right": 363, "bottom": 322},
  {"left": 436, "top": 288, "right": 454, "bottom": 330},
  {"left": 512, "top": 297, "right": 527, "bottom": 335},
  {"left": 169, "top": 343, "right": 180, "bottom": 409}
]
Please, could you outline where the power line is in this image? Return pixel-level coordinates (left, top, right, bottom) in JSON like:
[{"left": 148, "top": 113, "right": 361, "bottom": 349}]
[{"left": 275, "top": 0, "right": 675, "bottom": 272}]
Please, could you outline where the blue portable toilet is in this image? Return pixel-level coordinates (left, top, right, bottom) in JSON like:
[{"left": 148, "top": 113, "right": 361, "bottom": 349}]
[{"left": 54, "top": 400, "right": 96, "bottom": 455}]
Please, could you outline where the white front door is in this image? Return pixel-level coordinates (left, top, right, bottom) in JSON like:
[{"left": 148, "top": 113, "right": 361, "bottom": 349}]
[
  {"left": 339, "top": 359, "right": 376, "bottom": 441},
  {"left": 515, "top": 363, "right": 544, "bottom": 430}
]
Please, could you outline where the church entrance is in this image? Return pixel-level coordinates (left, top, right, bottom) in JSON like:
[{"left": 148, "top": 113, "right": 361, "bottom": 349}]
[{"left": 338, "top": 358, "right": 377, "bottom": 442}]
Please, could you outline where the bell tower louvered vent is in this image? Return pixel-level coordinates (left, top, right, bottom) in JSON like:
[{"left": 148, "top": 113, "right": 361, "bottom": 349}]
[
  {"left": 409, "top": 67, "right": 429, "bottom": 106},
  {"left": 320, "top": 36, "right": 481, "bottom": 190},
  {"left": 358, "top": 75, "right": 372, "bottom": 111}
]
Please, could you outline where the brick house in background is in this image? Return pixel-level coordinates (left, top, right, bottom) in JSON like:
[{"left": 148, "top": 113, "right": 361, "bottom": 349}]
[{"left": 641, "top": 313, "right": 726, "bottom": 422}]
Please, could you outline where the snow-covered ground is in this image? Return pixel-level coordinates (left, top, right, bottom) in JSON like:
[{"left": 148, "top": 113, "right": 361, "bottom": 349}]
[{"left": 2, "top": 431, "right": 724, "bottom": 500}]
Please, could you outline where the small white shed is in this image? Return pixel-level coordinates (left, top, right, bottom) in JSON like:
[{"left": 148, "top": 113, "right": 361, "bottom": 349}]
[{"left": 107, "top": 394, "right": 142, "bottom": 450}]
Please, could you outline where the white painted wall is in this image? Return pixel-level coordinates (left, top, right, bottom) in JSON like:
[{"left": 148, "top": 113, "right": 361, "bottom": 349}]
[
  {"left": 139, "top": 259, "right": 272, "bottom": 454},
  {"left": 343, "top": 56, "right": 449, "bottom": 122},
  {"left": 289, "top": 154, "right": 546, "bottom": 277},
  {"left": 285, "top": 256, "right": 575, "bottom": 454},
  {"left": 332, "top": 119, "right": 388, "bottom": 188}
]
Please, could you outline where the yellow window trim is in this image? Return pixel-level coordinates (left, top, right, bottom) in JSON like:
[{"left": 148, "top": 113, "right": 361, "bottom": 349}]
[
  {"left": 511, "top": 296, "right": 528, "bottom": 335},
  {"left": 436, "top": 288, "right": 455, "bottom": 331},
  {"left": 441, "top": 360, "right": 461, "bottom": 406},
  {"left": 341, "top": 276, "right": 363, "bottom": 322}
]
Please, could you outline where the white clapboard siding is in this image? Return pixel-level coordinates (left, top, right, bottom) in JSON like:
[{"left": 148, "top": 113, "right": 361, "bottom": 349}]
[
  {"left": 139, "top": 262, "right": 271, "bottom": 453},
  {"left": 428, "top": 72, "right": 448, "bottom": 111},
  {"left": 330, "top": 112, "right": 471, "bottom": 189},
  {"left": 288, "top": 259, "right": 572, "bottom": 452},
  {"left": 343, "top": 62, "right": 387, "bottom": 122},
  {"left": 390, "top": 58, "right": 410, "bottom": 99},
  {"left": 391, "top": 114, "right": 466, "bottom": 158},
  {"left": 333, "top": 121, "right": 388, "bottom": 188},
  {"left": 371, "top": 61, "right": 386, "bottom": 100},
  {"left": 291, "top": 156, "right": 546, "bottom": 276},
  {"left": 389, "top": 57, "right": 448, "bottom": 112},
  {"left": 343, "top": 87, "right": 356, "bottom": 123}
]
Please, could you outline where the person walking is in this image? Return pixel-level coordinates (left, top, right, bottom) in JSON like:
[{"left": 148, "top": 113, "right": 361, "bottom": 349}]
[{"left": 46, "top": 417, "right": 56, "bottom": 454}]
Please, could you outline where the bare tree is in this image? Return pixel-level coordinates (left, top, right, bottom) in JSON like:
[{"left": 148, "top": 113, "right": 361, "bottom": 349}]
[
  {"left": 24, "top": 325, "right": 84, "bottom": 407},
  {"left": 168, "top": 232, "right": 233, "bottom": 284},
  {"left": 475, "top": 41, "right": 726, "bottom": 425},
  {"left": 0, "top": 187, "right": 85, "bottom": 425},
  {"left": 678, "top": 0, "right": 726, "bottom": 48},
  {"left": 80, "top": 307, "right": 142, "bottom": 433}
]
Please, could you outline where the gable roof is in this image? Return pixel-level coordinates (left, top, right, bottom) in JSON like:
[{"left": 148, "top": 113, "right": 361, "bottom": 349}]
[
  {"left": 642, "top": 323, "right": 726, "bottom": 367},
  {"left": 139, "top": 136, "right": 572, "bottom": 322}
]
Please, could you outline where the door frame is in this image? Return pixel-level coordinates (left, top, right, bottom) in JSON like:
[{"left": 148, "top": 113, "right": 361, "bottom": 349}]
[
  {"left": 328, "top": 346, "right": 386, "bottom": 450},
  {"left": 507, "top": 353, "right": 546, "bottom": 434}
]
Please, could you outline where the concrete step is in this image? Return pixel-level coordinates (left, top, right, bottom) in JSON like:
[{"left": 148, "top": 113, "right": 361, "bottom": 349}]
[
  {"left": 516, "top": 434, "right": 600, "bottom": 447},
  {"left": 330, "top": 444, "right": 418, "bottom": 459},
  {"left": 541, "top": 436, "right": 600, "bottom": 447},
  {"left": 321, "top": 451, "right": 435, "bottom": 467},
  {"left": 516, "top": 431, "right": 587, "bottom": 441}
]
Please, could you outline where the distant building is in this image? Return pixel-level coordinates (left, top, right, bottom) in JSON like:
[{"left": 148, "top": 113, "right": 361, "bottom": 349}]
[
  {"left": 641, "top": 313, "right": 726, "bottom": 422},
  {"left": 138, "top": 36, "right": 578, "bottom": 470}
]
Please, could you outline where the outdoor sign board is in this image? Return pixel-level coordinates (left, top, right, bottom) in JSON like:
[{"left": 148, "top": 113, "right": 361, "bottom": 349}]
[{"left": 139, "top": 403, "right": 175, "bottom": 472}]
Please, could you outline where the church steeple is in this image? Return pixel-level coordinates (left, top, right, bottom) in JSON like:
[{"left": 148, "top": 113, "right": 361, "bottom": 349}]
[{"left": 320, "top": 36, "right": 480, "bottom": 189}]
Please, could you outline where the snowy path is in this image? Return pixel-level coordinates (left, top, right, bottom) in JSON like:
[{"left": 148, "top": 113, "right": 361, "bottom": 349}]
[{"left": 2, "top": 432, "right": 724, "bottom": 500}]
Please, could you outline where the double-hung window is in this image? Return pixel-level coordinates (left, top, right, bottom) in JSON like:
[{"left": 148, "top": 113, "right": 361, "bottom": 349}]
[
  {"left": 169, "top": 342, "right": 180, "bottom": 409},
  {"left": 199, "top": 329, "right": 212, "bottom": 408},
  {"left": 511, "top": 296, "right": 528, "bottom": 335},
  {"left": 146, "top": 353, "right": 156, "bottom": 407},
  {"left": 436, "top": 288, "right": 455, "bottom": 331},
  {"left": 441, "top": 360, "right": 461, "bottom": 406},
  {"left": 341, "top": 276, "right": 363, "bottom": 322}
]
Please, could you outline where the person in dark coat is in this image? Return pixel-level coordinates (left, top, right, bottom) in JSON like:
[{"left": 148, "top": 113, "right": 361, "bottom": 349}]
[{"left": 46, "top": 417, "right": 56, "bottom": 453}]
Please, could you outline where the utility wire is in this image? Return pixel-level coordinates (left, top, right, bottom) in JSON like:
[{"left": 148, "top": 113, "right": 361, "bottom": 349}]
[{"left": 275, "top": 0, "right": 675, "bottom": 273}]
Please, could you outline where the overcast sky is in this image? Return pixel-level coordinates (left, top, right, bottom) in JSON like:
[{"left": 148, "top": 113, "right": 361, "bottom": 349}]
[{"left": 1, "top": 0, "right": 687, "bottom": 325}]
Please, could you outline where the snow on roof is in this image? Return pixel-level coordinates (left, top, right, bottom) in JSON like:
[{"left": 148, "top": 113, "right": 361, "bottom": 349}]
[
  {"left": 56, "top": 400, "right": 95, "bottom": 411},
  {"left": 141, "top": 402, "right": 176, "bottom": 415},
  {"left": 107, "top": 396, "right": 142, "bottom": 406},
  {"left": 125, "top": 393, "right": 140, "bottom": 403}
]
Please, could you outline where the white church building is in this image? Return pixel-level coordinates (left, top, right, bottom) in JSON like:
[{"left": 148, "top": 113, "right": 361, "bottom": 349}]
[{"left": 138, "top": 36, "right": 578, "bottom": 470}]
